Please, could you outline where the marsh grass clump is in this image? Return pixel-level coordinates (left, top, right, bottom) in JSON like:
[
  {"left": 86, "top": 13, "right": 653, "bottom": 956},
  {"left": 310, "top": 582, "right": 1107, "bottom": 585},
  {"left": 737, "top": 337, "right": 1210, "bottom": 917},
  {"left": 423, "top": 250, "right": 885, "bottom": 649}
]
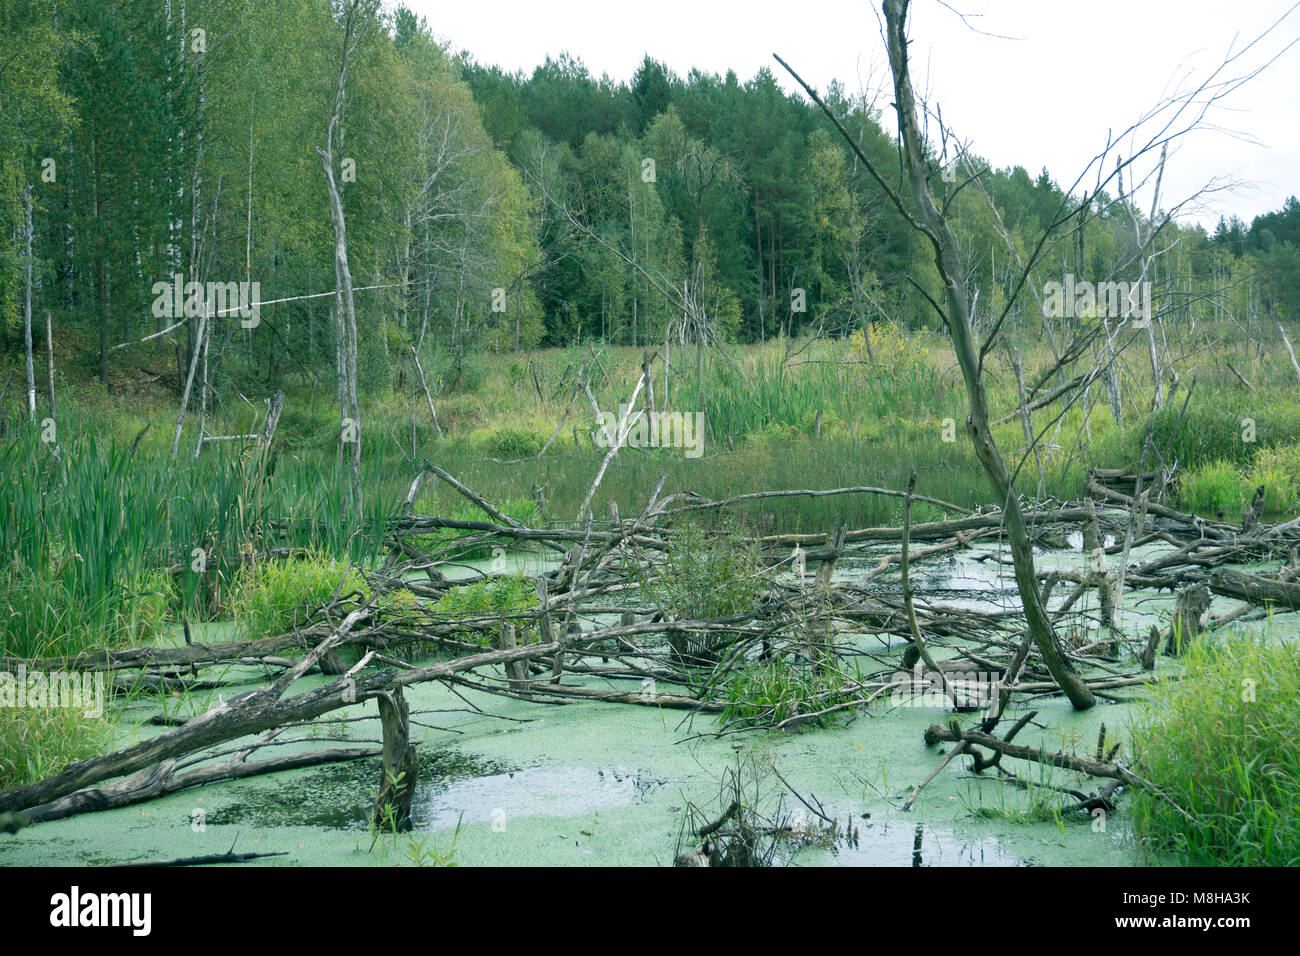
[
  {"left": 228, "top": 551, "right": 413, "bottom": 639},
  {"left": 1129, "top": 632, "right": 1300, "bottom": 865},
  {"left": 0, "top": 424, "right": 178, "bottom": 657},
  {"left": 482, "top": 425, "right": 548, "bottom": 460},
  {"left": 0, "top": 543, "right": 174, "bottom": 662},
  {"left": 1175, "top": 460, "right": 1250, "bottom": 520},
  {"left": 716, "top": 656, "right": 861, "bottom": 729},
  {"left": 1247, "top": 441, "right": 1300, "bottom": 515},
  {"left": 0, "top": 704, "right": 114, "bottom": 791}
]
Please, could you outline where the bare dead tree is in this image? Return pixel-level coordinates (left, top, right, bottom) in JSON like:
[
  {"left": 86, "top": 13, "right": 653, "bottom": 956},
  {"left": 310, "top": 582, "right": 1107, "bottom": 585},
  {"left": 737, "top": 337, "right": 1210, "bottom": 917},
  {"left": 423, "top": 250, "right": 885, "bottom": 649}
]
[
  {"left": 878, "top": 1, "right": 1093, "bottom": 707},
  {"left": 22, "top": 184, "right": 36, "bottom": 421},
  {"left": 775, "top": 13, "right": 1096, "bottom": 707},
  {"left": 316, "top": 0, "right": 377, "bottom": 520}
]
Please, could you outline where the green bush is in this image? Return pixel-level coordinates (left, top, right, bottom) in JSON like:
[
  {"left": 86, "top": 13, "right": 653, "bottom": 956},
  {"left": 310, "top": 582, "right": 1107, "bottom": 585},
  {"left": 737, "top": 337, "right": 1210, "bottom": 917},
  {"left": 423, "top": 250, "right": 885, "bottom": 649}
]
[
  {"left": 636, "top": 525, "right": 766, "bottom": 666},
  {"left": 275, "top": 405, "right": 340, "bottom": 451},
  {"left": 432, "top": 575, "right": 539, "bottom": 645},
  {"left": 640, "top": 525, "right": 766, "bottom": 621},
  {"left": 434, "top": 353, "right": 488, "bottom": 394},
  {"left": 487, "top": 426, "right": 545, "bottom": 460},
  {"left": 1129, "top": 633, "right": 1300, "bottom": 865}
]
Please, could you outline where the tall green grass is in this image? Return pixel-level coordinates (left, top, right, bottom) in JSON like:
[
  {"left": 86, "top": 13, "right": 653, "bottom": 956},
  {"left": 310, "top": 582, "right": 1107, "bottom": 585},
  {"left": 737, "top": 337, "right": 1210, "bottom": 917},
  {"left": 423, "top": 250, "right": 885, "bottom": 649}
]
[
  {"left": 0, "top": 703, "right": 114, "bottom": 791},
  {"left": 0, "top": 413, "right": 401, "bottom": 659},
  {"left": 672, "top": 344, "right": 945, "bottom": 446},
  {"left": 1129, "top": 632, "right": 1300, "bottom": 865}
]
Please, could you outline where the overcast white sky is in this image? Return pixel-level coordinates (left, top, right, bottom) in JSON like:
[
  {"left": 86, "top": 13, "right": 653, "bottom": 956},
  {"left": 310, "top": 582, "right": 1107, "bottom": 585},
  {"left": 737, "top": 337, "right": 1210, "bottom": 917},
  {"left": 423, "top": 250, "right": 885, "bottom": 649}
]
[{"left": 403, "top": 0, "right": 1300, "bottom": 230}]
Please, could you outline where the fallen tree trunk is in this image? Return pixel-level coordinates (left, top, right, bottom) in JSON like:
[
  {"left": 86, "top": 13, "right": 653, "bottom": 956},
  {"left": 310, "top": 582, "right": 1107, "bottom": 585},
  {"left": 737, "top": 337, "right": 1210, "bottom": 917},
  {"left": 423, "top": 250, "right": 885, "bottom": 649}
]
[
  {"left": 1208, "top": 567, "right": 1300, "bottom": 610},
  {"left": 111, "top": 850, "right": 289, "bottom": 867},
  {"left": 0, "top": 637, "right": 567, "bottom": 815},
  {"left": 21, "top": 745, "right": 381, "bottom": 825},
  {"left": 1087, "top": 479, "right": 1234, "bottom": 536},
  {"left": 923, "top": 722, "right": 1144, "bottom": 788},
  {"left": 758, "top": 507, "right": 1101, "bottom": 547},
  {"left": 1, "top": 629, "right": 333, "bottom": 674}
]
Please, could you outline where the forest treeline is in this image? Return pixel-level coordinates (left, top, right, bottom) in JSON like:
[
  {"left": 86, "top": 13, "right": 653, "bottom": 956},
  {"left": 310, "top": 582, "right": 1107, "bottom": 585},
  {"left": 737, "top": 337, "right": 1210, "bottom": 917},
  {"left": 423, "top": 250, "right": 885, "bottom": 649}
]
[{"left": 1, "top": 0, "right": 1298, "bottom": 398}]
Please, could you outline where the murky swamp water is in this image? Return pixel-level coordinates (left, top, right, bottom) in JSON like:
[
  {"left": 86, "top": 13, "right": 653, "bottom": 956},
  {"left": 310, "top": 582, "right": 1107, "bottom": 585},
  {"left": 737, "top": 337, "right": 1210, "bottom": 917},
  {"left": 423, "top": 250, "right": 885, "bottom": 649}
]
[{"left": 6, "top": 535, "right": 1284, "bottom": 866}]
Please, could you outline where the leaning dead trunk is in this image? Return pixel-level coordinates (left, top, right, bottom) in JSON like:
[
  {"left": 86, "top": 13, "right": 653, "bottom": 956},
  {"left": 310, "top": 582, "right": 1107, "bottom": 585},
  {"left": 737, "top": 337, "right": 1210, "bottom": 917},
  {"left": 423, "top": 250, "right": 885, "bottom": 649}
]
[{"left": 881, "top": 0, "right": 1093, "bottom": 708}]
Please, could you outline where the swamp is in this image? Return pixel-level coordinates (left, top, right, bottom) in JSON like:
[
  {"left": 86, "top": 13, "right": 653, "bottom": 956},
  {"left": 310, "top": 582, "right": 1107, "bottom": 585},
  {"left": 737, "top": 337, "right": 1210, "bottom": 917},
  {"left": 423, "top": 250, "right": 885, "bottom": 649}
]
[{"left": 1, "top": 0, "right": 1299, "bottom": 874}]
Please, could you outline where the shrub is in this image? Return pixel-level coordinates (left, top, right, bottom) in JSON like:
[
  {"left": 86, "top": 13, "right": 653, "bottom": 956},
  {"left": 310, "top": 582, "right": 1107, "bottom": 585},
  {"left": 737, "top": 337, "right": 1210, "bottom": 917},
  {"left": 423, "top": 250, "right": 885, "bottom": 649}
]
[
  {"left": 850, "top": 322, "right": 931, "bottom": 377},
  {"left": 431, "top": 575, "right": 539, "bottom": 645},
  {"left": 637, "top": 525, "right": 766, "bottom": 666},
  {"left": 437, "top": 354, "right": 488, "bottom": 394},
  {"left": 1129, "top": 633, "right": 1300, "bottom": 865},
  {"left": 487, "top": 426, "right": 545, "bottom": 460},
  {"left": 641, "top": 525, "right": 766, "bottom": 621}
]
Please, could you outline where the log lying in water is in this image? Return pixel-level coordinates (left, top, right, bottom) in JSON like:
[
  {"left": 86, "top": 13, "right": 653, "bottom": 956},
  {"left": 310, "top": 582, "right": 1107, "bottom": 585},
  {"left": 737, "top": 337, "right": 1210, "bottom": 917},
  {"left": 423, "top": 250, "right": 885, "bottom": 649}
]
[
  {"left": 1208, "top": 568, "right": 1300, "bottom": 610},
  {"left": 758, "top": 507, "right": 1103, "bottom": 547},
  {"left": 923, "top": 721, "right": 1145, "bottom": 789},
  {"left": 20, "top": 744, "right": 382, "bottom": 825},
  {"left": 0, "top": 633, "right": 569, "bottom": 816}
]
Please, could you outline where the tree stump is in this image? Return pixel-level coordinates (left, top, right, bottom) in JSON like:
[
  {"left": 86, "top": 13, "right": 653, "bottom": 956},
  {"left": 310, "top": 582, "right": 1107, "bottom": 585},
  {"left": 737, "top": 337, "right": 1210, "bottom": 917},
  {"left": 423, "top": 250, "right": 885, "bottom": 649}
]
[
  {"left": 1140, "top": 624, "right": 1163, "bottom": 670},
  {"left": 1083, "top": 498, "right": 1114, "bottom": 626},
  {"left": 535, "top": 577, "right": 561, "bottom": 680},
  {"left": 499, "top": 622, "right": 530, "bottom": 689},
  {"left": 375, "top": 688, "right": 418, "bottom": 833},
  {"left": 1164, "top": 584, "right": 1211, "bottom": 656},
  {"left": 1242, "top": 485, "right": 1266, "bottom": 533}
]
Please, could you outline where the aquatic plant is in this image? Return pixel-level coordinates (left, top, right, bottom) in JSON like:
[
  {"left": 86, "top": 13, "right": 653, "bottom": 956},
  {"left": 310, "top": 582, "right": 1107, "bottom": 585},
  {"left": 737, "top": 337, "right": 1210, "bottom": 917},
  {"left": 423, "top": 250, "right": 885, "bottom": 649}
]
[{"left": 431, "top": 574, "right": 540, "bottom": 645}]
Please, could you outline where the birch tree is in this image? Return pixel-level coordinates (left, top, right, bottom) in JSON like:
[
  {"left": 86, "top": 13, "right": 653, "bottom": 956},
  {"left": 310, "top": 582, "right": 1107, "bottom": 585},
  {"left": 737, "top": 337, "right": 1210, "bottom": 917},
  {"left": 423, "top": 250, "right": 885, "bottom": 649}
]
[{"left": 317, "top": 0, "right": 378, "bottom": 521}]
